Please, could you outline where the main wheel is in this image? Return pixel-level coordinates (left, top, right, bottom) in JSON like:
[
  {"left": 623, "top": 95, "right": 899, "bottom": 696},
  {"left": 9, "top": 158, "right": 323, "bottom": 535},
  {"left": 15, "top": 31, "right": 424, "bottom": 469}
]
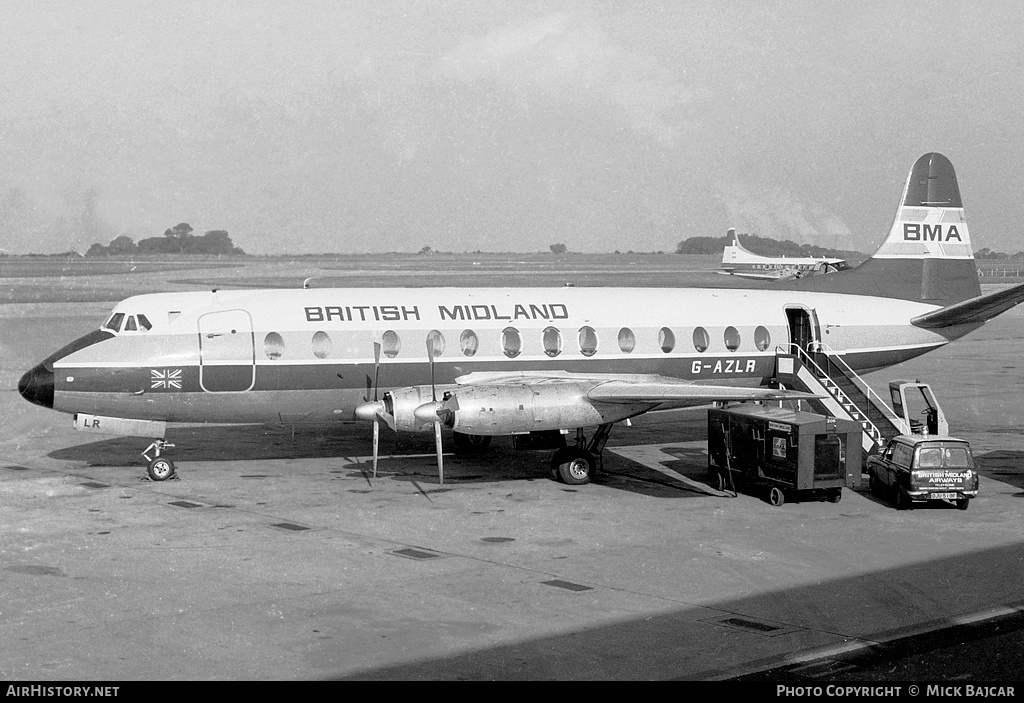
[
  {"left": 768, "top": 486, "right": 785, "bottom": 507},
  {"left": 553, "top": 449, "right": 595, "bottom": 486},
  {"left": 868, "top": 473, "right": 879, "bottom": 494},
  {"left": 550, "top": 447, "right": 575, "bottom": 480},
  {"left": 955, "top": 498, "right": 970, "bottom": 511},
  {"left": 147, "top": 456, "right": 175, "bottom": 481},
  {"left": 827, "top": 488, "right": 842, "bottom": 503},
  {"left": 453, "top": 432, "right": 491, "bottom": 454}
]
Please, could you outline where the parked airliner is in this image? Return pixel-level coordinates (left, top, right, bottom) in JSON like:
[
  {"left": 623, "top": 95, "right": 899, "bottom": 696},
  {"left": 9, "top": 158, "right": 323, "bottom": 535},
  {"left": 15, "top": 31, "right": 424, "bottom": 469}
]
[
  {"left": 19, "top": 153, "right": 1024, "bottom": 485},
  {"left": 720, "top": 229, "right": 850, "bottom": 280}
]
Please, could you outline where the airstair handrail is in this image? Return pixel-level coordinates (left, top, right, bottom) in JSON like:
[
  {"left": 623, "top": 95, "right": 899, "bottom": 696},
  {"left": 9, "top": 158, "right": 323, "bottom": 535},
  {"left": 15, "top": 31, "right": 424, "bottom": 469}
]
[
  {"left": 812, "top": 342, "right": 906, "bottom": 429},
  {"left": 774, "top": 343, "right": 890, "bottom": 441}
]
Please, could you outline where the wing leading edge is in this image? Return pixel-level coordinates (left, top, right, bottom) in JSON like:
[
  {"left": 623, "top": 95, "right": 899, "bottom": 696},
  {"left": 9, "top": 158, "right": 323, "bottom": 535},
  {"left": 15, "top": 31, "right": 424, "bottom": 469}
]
[{"left": 454, "top": 370, "right": 818, "bottom": 405}]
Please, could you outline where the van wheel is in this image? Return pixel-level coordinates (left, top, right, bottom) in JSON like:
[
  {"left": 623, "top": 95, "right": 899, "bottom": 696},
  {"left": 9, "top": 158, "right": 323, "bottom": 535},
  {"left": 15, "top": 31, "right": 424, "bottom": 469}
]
[
  {"left": 768, "top": 486, "right": 785, "bottom": 507},
  {"left": 827, "top": 489, "right": 842, "bottom": 503},
  {"left": 955, "top": 498, "right": 970, "bottom": 511},
  {"left": 894, "top": 488, "right": 912, "bottom": 510},
  {"left": 868, "top": 473, "right": 879, "bottom": 494}
]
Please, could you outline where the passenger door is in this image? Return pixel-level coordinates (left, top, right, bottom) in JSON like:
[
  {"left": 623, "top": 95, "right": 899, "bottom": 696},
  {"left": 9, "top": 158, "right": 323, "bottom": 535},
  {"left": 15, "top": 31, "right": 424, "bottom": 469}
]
[{"left": 198, "top": 310, "right": 255, "bottom": 392}]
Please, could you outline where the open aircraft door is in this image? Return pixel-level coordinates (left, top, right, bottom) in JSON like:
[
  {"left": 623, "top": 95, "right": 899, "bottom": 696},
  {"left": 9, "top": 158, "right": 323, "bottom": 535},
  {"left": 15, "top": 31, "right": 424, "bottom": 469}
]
[
  {"left": 785, "top": 306, "right": 820, "bottom": 355},
  {"left": 198, "top": 310, "right": 255, "bottom": 392}
]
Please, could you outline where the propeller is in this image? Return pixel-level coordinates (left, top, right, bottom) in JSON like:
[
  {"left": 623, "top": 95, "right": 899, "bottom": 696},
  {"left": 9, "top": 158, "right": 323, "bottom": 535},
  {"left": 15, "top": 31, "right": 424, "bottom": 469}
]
[
  {"left": 426, "top": 337, "right": 443, "bottom": 485},
  {"left": 354, "top": 342, "right": 385, "bottom": 477},
  {"left": 371, "top": 341, "right": 381, "bottom": 477}
]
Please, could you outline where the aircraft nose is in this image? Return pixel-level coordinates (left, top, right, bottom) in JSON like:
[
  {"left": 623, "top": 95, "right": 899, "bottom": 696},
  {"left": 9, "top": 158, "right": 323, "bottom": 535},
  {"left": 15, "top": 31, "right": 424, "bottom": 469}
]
[{"left": 18, "top": 362, "right": 54, "bottom": 409}]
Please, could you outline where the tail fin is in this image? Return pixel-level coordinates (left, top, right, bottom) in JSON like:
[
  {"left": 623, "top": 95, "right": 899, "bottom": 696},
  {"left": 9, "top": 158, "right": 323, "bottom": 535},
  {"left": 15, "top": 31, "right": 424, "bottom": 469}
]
[
  {"left": 721, "top": 228, "right": 751, "bottom": 265},
  {"left": 786, "top": 153, "right": 981, "bottom": 306}
]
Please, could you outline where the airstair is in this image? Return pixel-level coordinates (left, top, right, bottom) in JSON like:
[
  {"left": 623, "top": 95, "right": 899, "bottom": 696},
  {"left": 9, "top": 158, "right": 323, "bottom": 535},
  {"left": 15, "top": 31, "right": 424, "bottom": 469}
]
[{"left": 774, "top": 345, "right": 910, "bottom": 456}]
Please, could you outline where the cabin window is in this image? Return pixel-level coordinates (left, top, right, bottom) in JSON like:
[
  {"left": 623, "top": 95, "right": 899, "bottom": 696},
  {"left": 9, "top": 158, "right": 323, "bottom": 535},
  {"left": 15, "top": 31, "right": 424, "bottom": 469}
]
[
  {"left": 124, "top": 316, "right": 138, "bottom": 332},
  {"left": 502, "top": 327, "right": 522, "bottom": 358},
  {"left": 103, "top": 312, "right": 125, "bottom": 333},
  {"left": 382, "top": 330, "right": 401, "bottom": 358},
  {"left": 754, "top": 326, "right": 771, "bottom": 351},
  {"left": 578, "top": 326, "right": 598, "bottom": 357},
  {"left": 542, "top": 327, "right": 562, "bottom": 357},
  {"left": 693, "top": 327, "right": 710, "bottom": 353},
  {"left": 618, "top": 327, "right": 635, "bottom": 353},
  {"left": 460, "top": 329, "right": 479, "bottom": 357},
  {"left": 137, "top": 314, "right": 153, "bottom": 331},
  {"left": 427, "top": 330, "right": 446, "bottom": 357},
  {"left": 659, "top": 327, "right": 675, "bottom": 353},
  {"left": 724, "top": 326, "right": 741, "bottom": 351},
  {"left": 264, "top": 332, "right": 285, "bottom": 360},
  {"left": 312, "top": 331, "right": 332, "bottom": 359}
]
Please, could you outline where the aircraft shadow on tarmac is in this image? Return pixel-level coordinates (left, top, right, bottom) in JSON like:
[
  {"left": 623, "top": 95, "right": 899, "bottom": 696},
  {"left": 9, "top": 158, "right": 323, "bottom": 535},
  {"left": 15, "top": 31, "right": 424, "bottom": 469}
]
[
  {"left": 324, "top": 541, "right": 1024, "bottom": 681},
  {"left": 46, "top": 424, "right": 716, "bottom": 499}
]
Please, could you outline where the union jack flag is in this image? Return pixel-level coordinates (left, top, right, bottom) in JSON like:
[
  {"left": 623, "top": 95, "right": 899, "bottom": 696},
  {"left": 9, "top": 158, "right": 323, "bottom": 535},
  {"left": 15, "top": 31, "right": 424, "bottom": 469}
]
[{"left": 151, "top": 369, "right": 183, "bottom": 390}]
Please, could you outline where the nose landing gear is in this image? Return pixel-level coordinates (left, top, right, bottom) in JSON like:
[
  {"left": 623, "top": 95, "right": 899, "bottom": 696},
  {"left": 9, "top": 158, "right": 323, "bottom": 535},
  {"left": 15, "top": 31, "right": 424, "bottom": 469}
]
[{"left": 142, "top": 439, "right": 178, "bottom": 481}]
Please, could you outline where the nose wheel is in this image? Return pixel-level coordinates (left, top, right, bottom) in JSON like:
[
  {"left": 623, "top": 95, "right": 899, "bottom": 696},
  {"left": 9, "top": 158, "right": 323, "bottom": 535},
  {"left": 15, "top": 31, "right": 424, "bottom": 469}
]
[{"left": 142, "top": 440, "right": 178, "bottom": 481}]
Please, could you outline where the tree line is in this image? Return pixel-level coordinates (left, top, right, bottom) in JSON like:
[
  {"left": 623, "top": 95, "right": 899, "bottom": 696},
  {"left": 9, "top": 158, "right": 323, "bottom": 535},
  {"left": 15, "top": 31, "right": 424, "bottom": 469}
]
[
  {"left": 676, "top": 232, "right": 864, "bottom": 260},
  {"left": 86, "top": 223, "right": 245, "bottom": 257}
]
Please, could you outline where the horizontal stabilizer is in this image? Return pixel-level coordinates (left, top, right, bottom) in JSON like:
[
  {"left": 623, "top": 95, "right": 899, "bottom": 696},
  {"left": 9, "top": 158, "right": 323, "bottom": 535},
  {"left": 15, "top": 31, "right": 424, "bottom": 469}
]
[{"left": 911, "top": 282, "right": 1024, "bottom": 329}]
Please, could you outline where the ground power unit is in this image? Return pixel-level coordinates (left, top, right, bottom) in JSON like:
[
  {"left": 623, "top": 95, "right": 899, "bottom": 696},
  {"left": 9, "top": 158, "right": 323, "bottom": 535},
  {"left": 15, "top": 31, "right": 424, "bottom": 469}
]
[{"left": 708, "top": 405, "right": 862, "bottom": 506}]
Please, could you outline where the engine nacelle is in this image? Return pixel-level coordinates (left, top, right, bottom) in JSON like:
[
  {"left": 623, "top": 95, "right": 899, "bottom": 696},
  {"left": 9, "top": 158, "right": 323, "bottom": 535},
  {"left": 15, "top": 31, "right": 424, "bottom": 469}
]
[
  {"left": 442, "top": 382, "right": 652, "bottom": 435},
  {"left": 384, "top": 385, "right": 457, "bottom": 432}
]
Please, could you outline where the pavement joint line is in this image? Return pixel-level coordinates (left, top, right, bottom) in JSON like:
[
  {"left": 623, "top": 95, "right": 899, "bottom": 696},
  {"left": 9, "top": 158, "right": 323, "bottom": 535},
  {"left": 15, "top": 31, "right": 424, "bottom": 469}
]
[
  {"left": 783, "top": 638, "right": 879, "bottom": 665},
  {"left": 948, "top": 604, "right": 1021, "bottom": 625}
]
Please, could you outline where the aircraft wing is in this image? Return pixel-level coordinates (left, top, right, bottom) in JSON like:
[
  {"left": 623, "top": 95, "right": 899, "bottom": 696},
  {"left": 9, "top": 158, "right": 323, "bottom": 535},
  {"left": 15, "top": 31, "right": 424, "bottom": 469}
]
[
  {"left": 585, "top": 379, "right": 816, "bottom": 404},
  {"left": 454, "top": 370, "right": 818, "bottom": 404},
  {"left": 911, "top": 281, "right": 1024, "bottom": 329},
  {"left": 721, "top": 269, "right": 795, "bottom": 281}
]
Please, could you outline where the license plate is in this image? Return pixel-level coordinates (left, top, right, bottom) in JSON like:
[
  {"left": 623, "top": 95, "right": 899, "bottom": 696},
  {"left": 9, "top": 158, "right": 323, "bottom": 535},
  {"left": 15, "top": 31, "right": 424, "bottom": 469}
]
[{"left": 931, "top": 492, "right": 958, "bottom": 500}]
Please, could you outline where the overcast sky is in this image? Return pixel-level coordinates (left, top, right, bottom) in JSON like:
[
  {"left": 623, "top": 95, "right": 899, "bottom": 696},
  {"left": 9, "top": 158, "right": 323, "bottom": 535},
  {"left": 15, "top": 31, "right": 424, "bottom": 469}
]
[{"left": 1, "top": 1, "right": 1022, "bottom": 255}]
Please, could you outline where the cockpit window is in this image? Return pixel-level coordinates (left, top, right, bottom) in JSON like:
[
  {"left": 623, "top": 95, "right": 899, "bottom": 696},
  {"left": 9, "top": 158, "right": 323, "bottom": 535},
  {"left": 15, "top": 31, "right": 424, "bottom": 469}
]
[
  {"left": 103, "top": 312, "right": 125, "bottom": 333},
  {"left": 103, "top": 311, "right": 154, "bottom": 334}
]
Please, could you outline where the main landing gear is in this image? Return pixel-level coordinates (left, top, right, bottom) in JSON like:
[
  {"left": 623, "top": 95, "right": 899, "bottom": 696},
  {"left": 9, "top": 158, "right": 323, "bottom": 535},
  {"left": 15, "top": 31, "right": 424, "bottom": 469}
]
[
  {"left": 142, "top": 439, "right": 177, "bottom": 481},
  {"left": 550, "top": 423, "right": 614, "bottom": 486}
]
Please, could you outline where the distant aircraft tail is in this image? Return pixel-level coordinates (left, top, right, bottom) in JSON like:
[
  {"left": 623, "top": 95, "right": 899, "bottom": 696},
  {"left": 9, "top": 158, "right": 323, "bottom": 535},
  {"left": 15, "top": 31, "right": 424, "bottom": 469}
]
[
  {"left": 721, "top": 228, "right": 753, "bottom": 265},
  {"left": 786, "top": 152, "right": 982, "bottom": 307}
]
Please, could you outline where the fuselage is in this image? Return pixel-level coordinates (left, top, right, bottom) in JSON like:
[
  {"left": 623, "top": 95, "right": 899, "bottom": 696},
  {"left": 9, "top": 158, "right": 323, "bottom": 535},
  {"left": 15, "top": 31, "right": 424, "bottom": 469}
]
[{"left": 27, "top": 286, "right": 962, "bottom": 426}]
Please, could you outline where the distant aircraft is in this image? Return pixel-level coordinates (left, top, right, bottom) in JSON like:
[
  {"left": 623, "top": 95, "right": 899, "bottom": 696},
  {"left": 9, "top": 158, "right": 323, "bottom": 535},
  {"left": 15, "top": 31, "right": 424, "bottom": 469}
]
[
  {"left": 19, "top": 153, "right": 1024, "bottom": 485},
  {"left": 720, "top": 229, "right": 851, "bottom": 280}
]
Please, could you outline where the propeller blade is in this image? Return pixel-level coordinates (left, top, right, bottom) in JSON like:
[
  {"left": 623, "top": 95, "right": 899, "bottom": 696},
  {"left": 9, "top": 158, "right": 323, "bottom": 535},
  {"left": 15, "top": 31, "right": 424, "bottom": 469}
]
[
  {"left": 372, "top": 418, "right": 379, "bottom": 478},
  {"left": 433, "top": 420, "right": 444, "bottom": 485},
  {"left": 373, "top": 341, "right": 382, "bottom": 401},
  {"left": 426, "top": 337, "right": 437, "bottom": 401},
  {"left": 426, "top": 339, "right": 443, "bottom": 483}
]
